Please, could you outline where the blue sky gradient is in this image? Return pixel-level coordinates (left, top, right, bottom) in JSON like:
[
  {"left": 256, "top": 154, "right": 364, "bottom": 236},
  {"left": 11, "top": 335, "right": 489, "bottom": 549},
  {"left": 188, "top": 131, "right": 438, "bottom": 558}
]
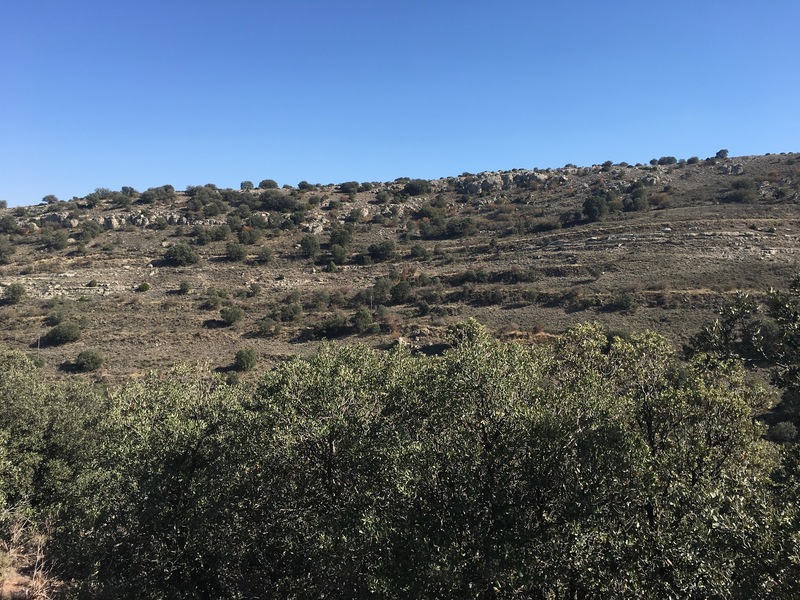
[{"left": 1, "top": 0, "right": 798, "bottom": 206}]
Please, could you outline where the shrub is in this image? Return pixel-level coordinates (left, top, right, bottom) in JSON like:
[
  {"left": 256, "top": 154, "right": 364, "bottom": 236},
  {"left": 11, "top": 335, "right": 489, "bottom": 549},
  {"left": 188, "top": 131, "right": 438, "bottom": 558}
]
[
  {"left": 254, "top": 317, "right": 281, "bottom": 338},
  {"left": 768, "top": 421, "right": 797, "bottom": 443},
  {"left": 136, "top": 282, "right": 151, "bottom": 293},
  {"left": 233, "top": 348, "right": 258, "bottom": 372},
  {"left": 299, "top": 234, "right": 320, "bottom": 259},
  {"left": 657, "top": 156, "right": 677, "bottom": 165},
  {"left": 0, "top": 236, "right": 15, "bottom": 264},
  {"left": 226, "top": 243, "right": 248, "bottom": 262},
  {"left": 178, "top": 281, "right": 191, "bottom": 295},
  {"left": 3, "top": 283, "right": 25, "bottom": 305},
  {"left": 687, "top": 156, "right": 700, "bottom": 164},
  {"left": 87, "top": 280, "right": 98, "bottom": 288},
  {"left": 337, "top": 181, "right": 360, "bottom": 194},
  {"left": 0, "top": 215, "right": 20, "bottom": 235},
  {"left": 444, "top": 217, "right": 477, "bottom": 238},
  {"left": 330, "top": 244, "right": 346, "bottom": 265},
  {"left": 240, "top": 181, "right": 254, "bottom": 191},
  {"left": 723, "top": 189, "right": 757, "bottom": 204},
  {"left": 164, "top": 243, "right": 199, "bottom": 266},
  {"left": 278, "top": 303, "right": 303, "bottom": 323},
  {"left": 220, "top": 306, "right": 244, "bottom": 326},
  {"left": 74, "top": 349, "right": 104, "bottom": 372},
  {"left": 352, "top": 307, "right": 373, "bottom": 333},
  {"left": 311, "top": 312, "right": 350, "bottom": 338},
  {"left": 607, "top": 291, "right": 638, "bottom": 313},
  {"left": 367, "top": 240, "right": 396, "bottom": 262},
  {"left": 258, "top": 179, "right": 279, "bottom": 190},
  {"left": 329, "top": 225, "right": 353, "bottom": 248},
  {"left": 716, "top": 149, "right": 729, "bottom": 159},
  {"left": 410, "top": 243, "right": 430, "bottom": 260},
  {"left": 138, "top": 185, "right": 175, "bottom": 204},
  {"left": 238, "top": 228, "right": 261, "bottom": 245},
  {"left": 43, "top": 322, "right": 81, "bottom": 346},
  {"left": 403, "top": 179, "right": 431, "bottom": 196},
  {"left": 390, "top": 281, "right": 412, "bottom": 304},
  {"left": 256, "top": 247, "right": 273, "bottom": 264},
  {"left": 583, "top": 196, "right": 608, "bottom": 221},
  {"left": 44, "top": 230, "right": 69, "bottom": 251}
]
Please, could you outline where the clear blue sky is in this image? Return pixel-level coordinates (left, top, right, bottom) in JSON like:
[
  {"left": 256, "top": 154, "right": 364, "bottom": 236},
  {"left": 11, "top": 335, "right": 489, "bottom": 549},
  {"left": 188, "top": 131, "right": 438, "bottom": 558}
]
[{"left": 1, "top": 0, "right": 798, "bottom": 207}]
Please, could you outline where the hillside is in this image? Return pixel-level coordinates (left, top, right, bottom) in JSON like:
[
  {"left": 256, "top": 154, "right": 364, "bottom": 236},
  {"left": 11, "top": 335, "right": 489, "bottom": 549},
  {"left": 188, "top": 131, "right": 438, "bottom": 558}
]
[{"left": 1, "top": 151, "right": 799, "bottom": 382}]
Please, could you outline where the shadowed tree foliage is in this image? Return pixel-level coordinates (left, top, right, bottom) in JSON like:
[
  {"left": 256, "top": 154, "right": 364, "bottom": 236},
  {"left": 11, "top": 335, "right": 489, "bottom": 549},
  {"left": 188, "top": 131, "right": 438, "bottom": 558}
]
[{"left": 0, "top": 318, "right": 796, "bottom": 598}]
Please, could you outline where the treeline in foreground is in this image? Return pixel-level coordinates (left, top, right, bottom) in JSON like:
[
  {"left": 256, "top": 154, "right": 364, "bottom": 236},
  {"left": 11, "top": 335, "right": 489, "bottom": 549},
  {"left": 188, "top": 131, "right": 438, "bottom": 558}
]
[{"left": 1, "top": 321, "right": 798, "bottom": 598}]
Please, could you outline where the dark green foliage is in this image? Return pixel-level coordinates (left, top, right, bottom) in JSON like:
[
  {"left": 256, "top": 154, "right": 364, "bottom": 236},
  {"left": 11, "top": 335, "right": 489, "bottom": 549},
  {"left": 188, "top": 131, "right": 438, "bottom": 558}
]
[
  {"left": 732, "top": 178, "right": 758, "bottom": 191},
  {"left": 233, "top": 348, "right": 257, "bottom": 372},
  {"left": 0, "top": 321, "right": 796, "bottom": 598},
  {"left": 390, "top": 280, "right": 412, "bottom": 304},
  {"left": 135, "top": 282, "right": 151, "bottom": 293},
  {"left": 258, "top": 179, "right": 279, "bottom": 190},
  {"left": 723, "top": 189, "right": 757, "bottom": 203},
  {"left": 607, "top": 290, "right": 638, "bottom": 313},
  {"left": 329, "top": 243, "right": 346, "bottom": 265},
  {"left": 256, "top": 246, "right": 273, "bottom": 264},
  {"left": 311, "top": 312, "right": 351, "bottom": 338},
  {"left": 177, "top": 281, "right": 191, "bottom": 295},
  {"left": 444, "top": 217, "right": 477, "bottom": 238},
  {"left": 43, "top": 321, "right": 81, "bottom": 346},
  {"left": 582, "top": 195, "right": 609, "bottom": 221},
  {"left": 44, "top": 229, "right": 69, "bottom": 251},
  {"left": 0, "top": 215, "right": 21, "bottom": 235},
  {"left": 409, "top": 243, "right": 430, "bottom": 260},
  {"left": 299, "top": 234, "right": 320, "bottom": 259},
  {"left": 329, "top": 224, "right": 353, "bottom": 249},
  {"left": 687, "top": 156, "right": 700, "bottom": 164},
  {"left": 3, "top": 283, "right": 25, "bottom": 305},
  {"left": 237, "top": 227, "right": 261, "bottom": 245},
  {"left": 367, "top": 240, "right": 396, "bottom": 262},
  {"left": 138, "top": 185, "right": 175, "bottom": 204},
  {"left": 337, "top": 181, "right": 360, "bottom": 194},
  {"left": 716, "top": 149, "right": 729, "bottom": 159},
  {"left": 278, "top": 303, "right": 303, "bottom": 323},
  {"left": 657, "top": 156, "right": 678, "bottom": 165},
  {"left": 220, "top": 305, "right": 244, "bottom": 326},
  {"left": 0, "top": 236, "right": 15, "bottom": 264},
  {"left": 74, "top": 349, "right": 104, "bottom": 372},
  {"left": 624, "top": 183, "right": 649, "bottom": 211},
  {"left": 254, "top": 316, "right": 281, "bottom": 338},
  {"left": 259, "top": 189, "right": 298, "bottom": 212},
  {"left": 225, "top": 242, "right": 248, "bottom": 262},
  {"left": 163, "top": 243, "right": 199, "bottom": 266},
  {"left": 403, "top": 179, "right": 431, "bottom": 196},
  {"left": 351, "top": 307, "right": 373, "bottom": 333},
  {"left": 240, "top": 181, "right": 254, "bottom": 191},
  {"left": 42, "top": 194, "right": 59, "bottom": 204}
]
